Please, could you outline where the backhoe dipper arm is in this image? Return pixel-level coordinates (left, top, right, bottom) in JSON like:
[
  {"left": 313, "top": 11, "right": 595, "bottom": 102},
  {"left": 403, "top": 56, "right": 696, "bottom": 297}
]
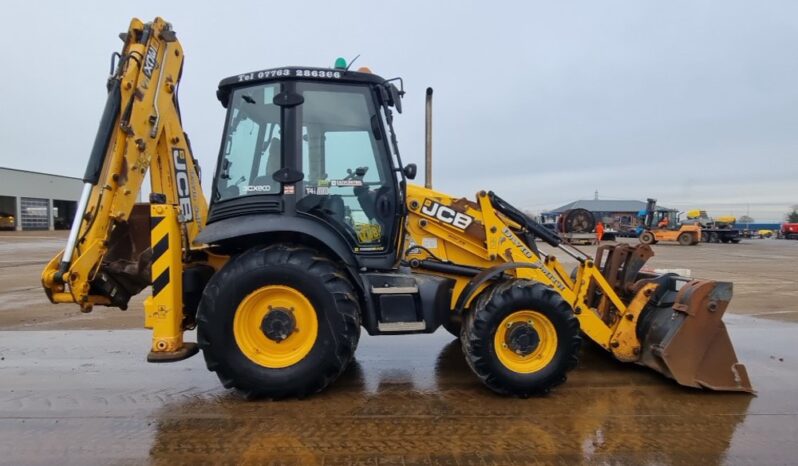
[{"left": 42, "top": 17, "right": 207, "bottom": 312}]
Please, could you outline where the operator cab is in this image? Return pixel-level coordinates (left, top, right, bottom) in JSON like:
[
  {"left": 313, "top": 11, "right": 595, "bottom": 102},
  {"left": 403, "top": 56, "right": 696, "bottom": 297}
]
[
  {"left": 203, "top": 63, "right": 412, "bottom": 269},
  {"left": 643, "top": 198, "right": 679, "bottom": 231},
  {"left": 654, "top": 211, "right": 679, "bottom": 230}
]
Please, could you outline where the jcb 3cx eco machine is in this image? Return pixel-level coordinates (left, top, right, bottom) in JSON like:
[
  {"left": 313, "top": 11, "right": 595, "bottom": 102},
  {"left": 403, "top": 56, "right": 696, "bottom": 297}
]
[{"left": 42, "top": 18, "right": 752, "bottom": 397}]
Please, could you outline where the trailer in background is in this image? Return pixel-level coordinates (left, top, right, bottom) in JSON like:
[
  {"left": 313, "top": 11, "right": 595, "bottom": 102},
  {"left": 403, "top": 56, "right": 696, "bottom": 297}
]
[{"left": 702, "top": 228, "right": 741, "bottom": 244}]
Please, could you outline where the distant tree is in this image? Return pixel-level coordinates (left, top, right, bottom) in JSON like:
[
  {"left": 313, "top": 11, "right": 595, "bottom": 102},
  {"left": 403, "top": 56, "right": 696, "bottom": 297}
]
[
  {"left": 739, "top": 215, "right": 754, "bottom": 225},
  {"left": 787, "top": 206, "right": 798, "bottom": 223}
]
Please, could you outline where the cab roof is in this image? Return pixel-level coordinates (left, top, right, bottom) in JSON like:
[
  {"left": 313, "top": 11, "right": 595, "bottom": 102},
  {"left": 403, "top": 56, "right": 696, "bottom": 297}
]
[
  {"left": 217, "top": 66, "right": 390, "bottom": 107},
  {"left": 219, "top": 66, "right": 387, "bottom": 90}
]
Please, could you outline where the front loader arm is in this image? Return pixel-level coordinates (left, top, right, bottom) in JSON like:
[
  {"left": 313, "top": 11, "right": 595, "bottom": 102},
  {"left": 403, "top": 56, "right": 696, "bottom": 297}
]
[
  {"left": 42, "top": 17, "right": 208, "bottom": 313},
  {"left": 404, "top": 185, "right": 751, "bottom": 392},
  {"left": 475, "top": 192, "right": 749, "bottom": 390}
]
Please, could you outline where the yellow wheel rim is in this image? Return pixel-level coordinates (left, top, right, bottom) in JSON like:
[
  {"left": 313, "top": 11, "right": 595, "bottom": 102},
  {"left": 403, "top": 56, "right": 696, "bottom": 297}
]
[
  {"left": 494, "top": 310, "right": 558, "bottom": 374},
  {"left": 233, "top": 285, "right": 318, "bottom": 368}
]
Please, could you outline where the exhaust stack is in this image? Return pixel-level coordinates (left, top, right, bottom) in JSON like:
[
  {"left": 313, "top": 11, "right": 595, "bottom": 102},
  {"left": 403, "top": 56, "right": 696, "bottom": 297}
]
[{"left": 425, "top": 87, "right": 433, "bottom": 189}]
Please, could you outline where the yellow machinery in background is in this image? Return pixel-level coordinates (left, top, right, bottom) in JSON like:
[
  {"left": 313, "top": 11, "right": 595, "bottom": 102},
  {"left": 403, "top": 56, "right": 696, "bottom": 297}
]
[
  {"left": 686, "top": 210, "right": 736, "bottom": 227},
  {"left": 685, "top": 209, "right": 743, "bottom": 243},
  {"left": 42, "top": 18, "right": 752, "bottom": 398}
]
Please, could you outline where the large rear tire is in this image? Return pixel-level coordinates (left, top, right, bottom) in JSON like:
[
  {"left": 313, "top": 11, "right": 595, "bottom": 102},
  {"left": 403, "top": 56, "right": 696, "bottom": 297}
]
[
  {"left": 678, "top": 233, "right": 693, "bottom": 246},
  {"left": 461, "top": 280, "right": 581, "bottom": 396},
  {"left": 197, "top": 244, "right": 360, "bottom": 398},
  {"left": 639, "top": 231, "right": 655, "bottom": 245}
]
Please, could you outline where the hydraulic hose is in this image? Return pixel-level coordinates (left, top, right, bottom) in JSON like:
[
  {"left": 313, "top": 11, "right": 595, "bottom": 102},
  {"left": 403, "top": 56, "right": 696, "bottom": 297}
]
[{"left": 83, "top": 79, "right": 122, "bottom": 184}]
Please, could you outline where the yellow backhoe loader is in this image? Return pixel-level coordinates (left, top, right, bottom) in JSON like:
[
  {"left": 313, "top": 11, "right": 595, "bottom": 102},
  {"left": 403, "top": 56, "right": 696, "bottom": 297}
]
[{"left": 42, "top": 18, "right": 752, "bottom": 397}]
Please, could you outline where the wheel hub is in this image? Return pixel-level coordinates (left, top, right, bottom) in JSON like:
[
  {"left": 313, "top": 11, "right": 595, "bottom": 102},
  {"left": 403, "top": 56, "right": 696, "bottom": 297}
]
[
  {"left": 261, "top": 307, "right": 296, "bottom": 342},
  {"left": 505, "top": 321, "right": 540, "bottom": 357}
]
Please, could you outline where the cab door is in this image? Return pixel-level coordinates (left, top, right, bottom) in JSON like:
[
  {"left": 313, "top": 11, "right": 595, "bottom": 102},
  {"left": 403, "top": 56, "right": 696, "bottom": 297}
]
[{"left": 294, "top": 82, "right": 401, "bottom": 264}]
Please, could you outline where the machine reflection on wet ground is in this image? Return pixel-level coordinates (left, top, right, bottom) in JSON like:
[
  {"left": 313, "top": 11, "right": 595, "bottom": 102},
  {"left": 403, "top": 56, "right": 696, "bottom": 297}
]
[{"left": 1, "top": 315, "right": 796, "bottom": 465}]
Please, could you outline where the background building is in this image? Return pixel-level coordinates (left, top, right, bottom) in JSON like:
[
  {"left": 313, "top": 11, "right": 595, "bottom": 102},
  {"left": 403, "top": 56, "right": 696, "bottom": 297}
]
[
  {"left": 543, "top": 199, "right": 676, "bottom": 231},
  {"left": 0, "top": 167, "right": 82, "bottom": 231}
]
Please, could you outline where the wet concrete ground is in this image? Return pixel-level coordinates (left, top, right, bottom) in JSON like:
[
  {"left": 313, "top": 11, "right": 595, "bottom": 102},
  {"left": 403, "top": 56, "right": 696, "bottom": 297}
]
[
  {"left": 1, "top": 233, "right": 796, "bottom": 464},
  {"left": 0, "top": 232, "right": 143, "bottom": 330},
  {"left": 1, "top": 315, "right": 796, "bottom": 465}
]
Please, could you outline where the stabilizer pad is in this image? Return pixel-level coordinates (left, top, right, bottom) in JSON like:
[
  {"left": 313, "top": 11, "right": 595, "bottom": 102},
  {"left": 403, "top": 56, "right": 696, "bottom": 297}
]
[{"left": 147, "top": 342, "right": 199, "bottom": 363}]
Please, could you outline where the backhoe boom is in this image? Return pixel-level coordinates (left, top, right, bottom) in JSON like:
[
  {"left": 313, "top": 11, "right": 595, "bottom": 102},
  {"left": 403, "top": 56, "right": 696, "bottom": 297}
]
[{"left": 41, "top": 17, "right": 210, "bottom": 359}]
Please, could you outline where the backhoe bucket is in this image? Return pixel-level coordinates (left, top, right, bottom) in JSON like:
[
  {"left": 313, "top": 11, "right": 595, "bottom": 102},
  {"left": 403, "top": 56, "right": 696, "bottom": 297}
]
[{"left": 635, "top": 279, "right": 753, "bottom": 392}]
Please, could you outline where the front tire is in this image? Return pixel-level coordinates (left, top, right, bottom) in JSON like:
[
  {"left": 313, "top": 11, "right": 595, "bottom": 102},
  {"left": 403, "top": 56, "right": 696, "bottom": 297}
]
[
  {"left": 462, "top": 280, "right": 581, "bottom": 396},
  {"left": 197, "top": 244, "right": 360, "bottom": 398},
  {"left": 640, "top": 231, "right": 655, "bottom": 245}
]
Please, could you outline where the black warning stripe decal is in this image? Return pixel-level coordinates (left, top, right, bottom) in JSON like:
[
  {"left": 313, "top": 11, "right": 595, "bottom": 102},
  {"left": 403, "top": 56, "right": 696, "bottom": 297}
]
[
  {"left": 151, "top": 215, "right": 164, "bottom": 229},
  {"left": 152, "top": 268, "right": 170, "bottom": 296},
  {"left": 152, "top": 234, "right": 169, "bottom": 262}
]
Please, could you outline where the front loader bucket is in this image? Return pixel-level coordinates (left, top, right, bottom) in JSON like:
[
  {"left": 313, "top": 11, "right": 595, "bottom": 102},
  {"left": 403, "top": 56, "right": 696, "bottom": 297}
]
[{"left": 635, "top": 279, "right": 753, "bottom": 392}]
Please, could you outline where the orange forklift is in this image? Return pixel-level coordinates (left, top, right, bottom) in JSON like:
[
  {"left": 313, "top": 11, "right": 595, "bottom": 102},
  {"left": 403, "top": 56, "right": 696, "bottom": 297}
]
[{"left": 638, "top": 199, "right": 700, "bottom": 246}]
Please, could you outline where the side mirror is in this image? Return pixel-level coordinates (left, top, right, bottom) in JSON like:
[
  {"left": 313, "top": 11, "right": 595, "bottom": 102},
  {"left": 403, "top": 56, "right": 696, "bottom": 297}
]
[
  {"left": 388, "top": 83, "right": 403, "bottom": 114},
  {"left": 403, "top": 163, "right": 417, "bottom": 180}
]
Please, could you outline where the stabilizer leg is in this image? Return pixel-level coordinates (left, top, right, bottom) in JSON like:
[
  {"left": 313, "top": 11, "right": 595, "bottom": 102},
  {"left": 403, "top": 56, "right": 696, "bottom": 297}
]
[{"left": 144, "top": 203, "right": 197, "bottom": 362}]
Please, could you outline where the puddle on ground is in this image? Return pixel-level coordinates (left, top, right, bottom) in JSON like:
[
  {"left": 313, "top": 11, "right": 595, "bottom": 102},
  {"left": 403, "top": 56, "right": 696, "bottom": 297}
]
[{"left": 0, "top": 315, "right": 796, "bottom": 464}]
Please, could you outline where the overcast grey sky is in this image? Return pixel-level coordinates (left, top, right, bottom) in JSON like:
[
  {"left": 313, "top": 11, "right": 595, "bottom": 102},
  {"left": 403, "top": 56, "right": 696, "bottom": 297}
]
[{"left": 1, "top": 1, "right": 796, "bottom": 221}]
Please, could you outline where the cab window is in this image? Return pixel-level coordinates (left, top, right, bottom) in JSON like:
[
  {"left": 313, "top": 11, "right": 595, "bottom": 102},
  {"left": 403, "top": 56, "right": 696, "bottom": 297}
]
[
  {"left": 215, "top": 84, "right": 281, "bottom": 200},
  {"left": 296, "top": 82, "right": 396, "bottom": 250}
]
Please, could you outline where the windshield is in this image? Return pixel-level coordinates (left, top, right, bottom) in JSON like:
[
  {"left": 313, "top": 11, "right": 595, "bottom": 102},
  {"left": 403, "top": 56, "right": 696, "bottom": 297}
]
[{"left": 214, "top": 83, "right": 282, "bottom": 201}]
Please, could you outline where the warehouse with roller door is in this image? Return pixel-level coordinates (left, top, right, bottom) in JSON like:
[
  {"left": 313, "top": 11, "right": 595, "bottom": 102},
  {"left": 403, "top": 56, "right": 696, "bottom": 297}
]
[
  {"left": 0, "top": 167, "right": 82, "bottom": 231},
  {"left": 543, "top": 199, "right": 676, "bottom": 233}
]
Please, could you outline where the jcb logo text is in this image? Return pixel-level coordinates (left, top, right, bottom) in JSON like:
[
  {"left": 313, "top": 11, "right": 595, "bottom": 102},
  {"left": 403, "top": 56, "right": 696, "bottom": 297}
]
[
  {"left": 173, "top": 149, "right": 193, "bottom": 221},
  {"left": 420, "top": 199, "right": 473, "bottom": 230}
]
